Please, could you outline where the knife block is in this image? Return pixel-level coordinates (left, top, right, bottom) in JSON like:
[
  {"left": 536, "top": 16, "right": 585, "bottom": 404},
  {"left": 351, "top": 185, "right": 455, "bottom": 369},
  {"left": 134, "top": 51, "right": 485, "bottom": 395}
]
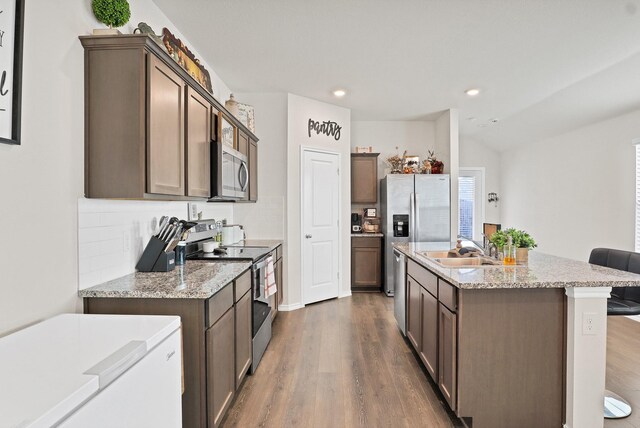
[{"left": 136, "top": 236, "right": 176, "bottom": 272}]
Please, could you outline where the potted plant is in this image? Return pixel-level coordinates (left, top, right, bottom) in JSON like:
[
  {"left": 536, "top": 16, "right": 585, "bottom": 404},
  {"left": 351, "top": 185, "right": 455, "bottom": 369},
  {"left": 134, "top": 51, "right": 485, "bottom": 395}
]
[
  {"left": 489, "top": 228, "right": 536, "bottom": 264},
  {"left": 92, "top": 0, "right": 131, "bottom": 35}
]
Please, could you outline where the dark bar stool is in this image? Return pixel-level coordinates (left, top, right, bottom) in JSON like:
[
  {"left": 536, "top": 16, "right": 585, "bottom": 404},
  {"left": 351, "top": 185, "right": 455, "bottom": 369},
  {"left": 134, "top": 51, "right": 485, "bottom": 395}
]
[{"left": 589, "top": 248, "right": 640, "bottom": 419}]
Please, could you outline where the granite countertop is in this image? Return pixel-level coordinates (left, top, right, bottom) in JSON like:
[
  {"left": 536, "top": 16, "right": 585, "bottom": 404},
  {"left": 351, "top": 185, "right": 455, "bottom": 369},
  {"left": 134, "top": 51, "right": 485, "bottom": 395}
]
[
  {"left": 227, "top": 240, "right": 283, "bottom": 251},
  {"left": 394, "top": 241, "right": 640, "bottom": 290},
  {"left": 352, "top": 233, "right": 384, "bottom": 238},
  {"left": 78, "top": 260, "right": 252, "bottom": 299}
]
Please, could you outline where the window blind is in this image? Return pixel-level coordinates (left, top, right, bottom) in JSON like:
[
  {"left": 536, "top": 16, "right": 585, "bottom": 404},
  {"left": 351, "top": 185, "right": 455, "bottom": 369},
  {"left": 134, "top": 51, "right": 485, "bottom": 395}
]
[
  {"left": 458, "top": 176, "right": 475, "bottom": 240},
  {"left": 636, "top": 144, "right": 640, "bottom": 252}
]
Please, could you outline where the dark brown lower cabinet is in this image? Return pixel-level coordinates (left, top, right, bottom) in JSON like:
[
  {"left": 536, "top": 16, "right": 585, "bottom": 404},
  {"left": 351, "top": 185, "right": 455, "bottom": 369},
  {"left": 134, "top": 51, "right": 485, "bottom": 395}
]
[
  {"left": 404, "top": 260, "right": 565, "bottom": 427},
  {"left": 207, "top": 307, "right": 235, "bottom": 428},
  {"left": 406, "top": 275, "right": 421, "bottom": 350},
  {"left": 235, "top": 290, "right": 252, "bottom": 389},
  {"left": 83, "top": 267, "right": 254, "bottom": 428},
  {"left": 419, "top": 286, "right": 438, "bottom": 380},
  {"left": 351, "top": 237, "right": 382, "bottom": 290},
  {"left": 438, "top": 302, "right": 457, "bottom": 412},
  {"left": 273, "top": 257, "right": 283, "bottom": 318}
]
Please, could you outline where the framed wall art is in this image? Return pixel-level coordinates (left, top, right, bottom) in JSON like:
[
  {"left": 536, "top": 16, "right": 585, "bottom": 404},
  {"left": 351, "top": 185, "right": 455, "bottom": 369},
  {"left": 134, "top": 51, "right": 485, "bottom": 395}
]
[{"left": 0, "top": 0, "right": 24, "bottom": 145}]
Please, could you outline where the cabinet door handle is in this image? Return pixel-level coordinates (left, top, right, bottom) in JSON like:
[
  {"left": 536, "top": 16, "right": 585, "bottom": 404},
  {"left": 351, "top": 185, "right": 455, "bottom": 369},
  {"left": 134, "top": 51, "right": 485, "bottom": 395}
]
[{"left": 305, "top": 234, "right": 312, "bottom": 239}]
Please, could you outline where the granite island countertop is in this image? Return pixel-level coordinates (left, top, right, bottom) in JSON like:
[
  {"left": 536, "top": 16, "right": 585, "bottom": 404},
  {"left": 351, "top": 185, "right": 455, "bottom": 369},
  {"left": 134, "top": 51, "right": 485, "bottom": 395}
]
[
  {"left": 394, "top": 241, "right": 640, "bottom": 290},
  {"left": 78, "top": 260, "right": 252, "bottom": 299}
]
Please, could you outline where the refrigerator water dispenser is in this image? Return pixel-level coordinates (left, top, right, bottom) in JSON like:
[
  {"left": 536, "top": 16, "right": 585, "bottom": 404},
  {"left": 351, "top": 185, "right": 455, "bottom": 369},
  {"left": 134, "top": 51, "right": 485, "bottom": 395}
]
[{"left": 393, "top": 215, "right": 409, "bottom": 237}]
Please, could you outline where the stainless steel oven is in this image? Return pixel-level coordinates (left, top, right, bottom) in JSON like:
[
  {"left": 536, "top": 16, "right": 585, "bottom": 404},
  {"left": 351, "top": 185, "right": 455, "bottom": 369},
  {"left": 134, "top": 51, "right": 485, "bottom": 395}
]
[
  {"left": 251, "top": 255, "right": 272, "bottom": 373},
  {"left": 210, "top": 141, "right": 248, "bottom": 200}
]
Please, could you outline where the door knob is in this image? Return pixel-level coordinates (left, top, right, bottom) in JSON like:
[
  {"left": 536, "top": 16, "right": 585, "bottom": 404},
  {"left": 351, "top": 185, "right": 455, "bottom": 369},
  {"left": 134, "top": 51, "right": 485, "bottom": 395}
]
[{"left": 305, "top": 234, "right": 312, "bottom": 239}]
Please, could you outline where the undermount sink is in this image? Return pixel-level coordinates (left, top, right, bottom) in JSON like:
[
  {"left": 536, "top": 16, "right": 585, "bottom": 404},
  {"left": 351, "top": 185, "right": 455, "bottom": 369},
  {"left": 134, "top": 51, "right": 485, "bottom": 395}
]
[
  {"left": 420, "top": 251, "right": 452, "bottom": 258},
  {"left": 433, "top": 258, "right": 504, "bottom": 268},
  {"left": 417, "top": 252, "right": 504, "bottom": 268}
]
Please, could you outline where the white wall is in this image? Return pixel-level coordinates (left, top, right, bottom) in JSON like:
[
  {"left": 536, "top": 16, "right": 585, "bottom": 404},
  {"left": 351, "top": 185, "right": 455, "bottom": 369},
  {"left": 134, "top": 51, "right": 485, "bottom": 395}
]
[
  {"left": 287, "top": 94, "right": 351, "bottom": 307},
  {"left": 0, "top": 0, "right": 233, "bottom": 335},
  {"left": 500, "top": 109, "right": 640, "bottom": 260},
  {"left": 435, "top": 110, "right": 460, "bottom": 240},
  {"left": 459, "top": 137, "right": 501, "bottom": 224},
  {"left": 233, "top": 93, "right": 288, "bottom": 241},
  {"left": 78, "top": 200, "right": 232, "bottom": 290},
  {"left": 351, "top": 120, "right": 436, "bottom": 178}
]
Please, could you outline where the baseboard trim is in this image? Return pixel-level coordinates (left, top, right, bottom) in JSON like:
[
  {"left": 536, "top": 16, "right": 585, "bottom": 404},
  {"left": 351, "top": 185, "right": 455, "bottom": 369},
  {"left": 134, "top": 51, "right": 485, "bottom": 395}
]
[
  {"left": 339, "top": 291, "right": 352, "bottom": 298},
  {"left": 279, "top": 302, "right": 305, "bottom": 312}
]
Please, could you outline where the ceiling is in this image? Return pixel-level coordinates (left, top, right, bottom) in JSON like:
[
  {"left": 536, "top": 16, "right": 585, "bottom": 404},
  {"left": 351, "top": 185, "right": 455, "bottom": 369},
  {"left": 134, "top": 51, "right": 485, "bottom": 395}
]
[{"left": 153, "top": 0, "right": 640, "bottom": 151}]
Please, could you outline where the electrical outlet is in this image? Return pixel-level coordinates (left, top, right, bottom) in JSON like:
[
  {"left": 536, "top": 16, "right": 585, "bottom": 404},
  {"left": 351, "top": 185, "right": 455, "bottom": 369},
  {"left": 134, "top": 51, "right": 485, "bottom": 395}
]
[
  {"left": 582, "top": 312, "right": 598, "bottom": 336},
  {"left": 189, "top": 203, "right": 199, "bottom": 221}
]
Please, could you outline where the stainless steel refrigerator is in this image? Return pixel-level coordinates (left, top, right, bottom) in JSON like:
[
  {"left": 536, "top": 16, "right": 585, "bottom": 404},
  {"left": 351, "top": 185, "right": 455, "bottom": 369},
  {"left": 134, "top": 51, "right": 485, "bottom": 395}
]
[{"left": 381, "top": 174, "right": 451, "bottom": 296}]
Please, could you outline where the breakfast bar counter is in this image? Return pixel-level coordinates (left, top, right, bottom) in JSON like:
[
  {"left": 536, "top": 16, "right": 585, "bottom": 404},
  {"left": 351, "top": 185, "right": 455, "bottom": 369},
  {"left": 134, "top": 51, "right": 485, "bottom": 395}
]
[{"left": 393, "top": 241, "right": 640, "bottom": 289}]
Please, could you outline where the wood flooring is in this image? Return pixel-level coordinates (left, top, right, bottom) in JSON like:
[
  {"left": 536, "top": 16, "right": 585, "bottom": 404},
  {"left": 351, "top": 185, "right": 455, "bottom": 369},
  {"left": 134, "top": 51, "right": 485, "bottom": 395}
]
[
  {"left": 222, "top": 293, "right": 458, "bottom": 427},
  {"left": 222, "top": 294, "right": 640, "bottom": 428},
  {"left": 605, "top": 316, "right": 640, "bottom": 428}
]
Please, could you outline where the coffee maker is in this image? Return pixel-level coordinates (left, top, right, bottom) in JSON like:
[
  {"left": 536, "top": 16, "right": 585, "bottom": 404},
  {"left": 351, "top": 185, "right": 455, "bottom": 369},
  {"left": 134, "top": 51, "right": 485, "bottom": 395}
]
[{"left": 351, "top": 213, "right": 362, "bottom": 233}]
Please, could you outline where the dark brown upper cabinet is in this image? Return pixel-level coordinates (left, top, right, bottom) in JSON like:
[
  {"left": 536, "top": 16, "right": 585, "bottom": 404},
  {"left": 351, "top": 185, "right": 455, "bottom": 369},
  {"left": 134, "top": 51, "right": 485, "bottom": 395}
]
[
  {"left": 186, "top": 88, "right": 211, "bottom": 198},
  {"left": 351, "top": 153, "right": 380, "bottom": 204},
  {"left": 237, "top": 130, "right": 249, "bottom": 157},
  {"left": 248, "top": 138, "right": 258, "bottom": 202},
  {"left": 80, "top": 35, "right": 258, "bottom": 200}
]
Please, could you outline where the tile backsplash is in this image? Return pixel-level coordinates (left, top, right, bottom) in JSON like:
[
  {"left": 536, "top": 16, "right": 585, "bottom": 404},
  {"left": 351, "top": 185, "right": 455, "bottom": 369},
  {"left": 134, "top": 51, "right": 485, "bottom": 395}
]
[{"left": 78, "top": 198, "right": 233, "bottom": 290}]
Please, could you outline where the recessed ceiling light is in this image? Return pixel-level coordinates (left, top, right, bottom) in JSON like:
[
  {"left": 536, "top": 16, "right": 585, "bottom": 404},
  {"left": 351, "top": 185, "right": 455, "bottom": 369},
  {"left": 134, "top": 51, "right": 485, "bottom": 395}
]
[
  {"left": 465, "top": 88, "right": 480, "bottom": 96},
  {"left": 333, "top": 89, "right": 346, "bottom": 97}
]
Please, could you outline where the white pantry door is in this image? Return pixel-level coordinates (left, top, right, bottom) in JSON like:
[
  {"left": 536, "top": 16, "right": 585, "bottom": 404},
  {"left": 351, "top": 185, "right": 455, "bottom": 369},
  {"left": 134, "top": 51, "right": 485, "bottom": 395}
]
[{"left": 302, "top": 149, "right": 340, "bottom": 305}]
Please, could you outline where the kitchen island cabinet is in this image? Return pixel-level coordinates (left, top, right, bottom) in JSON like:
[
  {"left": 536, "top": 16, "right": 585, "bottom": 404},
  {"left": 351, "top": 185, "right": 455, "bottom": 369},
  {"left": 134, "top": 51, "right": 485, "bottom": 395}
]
[
  {"left": 394, "top": 242, "right": 640, "bottom": 428},
  {"left": 80, "top": 262, "right": 252, "bottom": 428}
]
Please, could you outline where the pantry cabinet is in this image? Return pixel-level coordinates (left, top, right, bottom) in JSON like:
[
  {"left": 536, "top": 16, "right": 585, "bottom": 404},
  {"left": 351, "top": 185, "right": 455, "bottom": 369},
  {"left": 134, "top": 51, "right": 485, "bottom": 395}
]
[
  {"left": 351, "top": 153, "right": 379, "bottom": 204},
  {"left": 351, "top": 237, "right": 383, "bottom": 291},
  {"left": 80, "top": 35, "right": 259, "bottom": 200}
]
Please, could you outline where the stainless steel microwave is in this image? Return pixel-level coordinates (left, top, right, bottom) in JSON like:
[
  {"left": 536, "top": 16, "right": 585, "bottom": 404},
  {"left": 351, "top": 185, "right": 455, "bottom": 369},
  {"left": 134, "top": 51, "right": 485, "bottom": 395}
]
[{"left": 209, "top": 141, "right": 248, "bottom": 200}]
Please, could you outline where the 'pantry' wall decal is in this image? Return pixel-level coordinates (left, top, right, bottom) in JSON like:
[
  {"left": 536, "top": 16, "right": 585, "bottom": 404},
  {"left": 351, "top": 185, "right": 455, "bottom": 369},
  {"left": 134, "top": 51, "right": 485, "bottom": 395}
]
[{"left": 308, "top": 118, "right": 342, "bottom": 141}]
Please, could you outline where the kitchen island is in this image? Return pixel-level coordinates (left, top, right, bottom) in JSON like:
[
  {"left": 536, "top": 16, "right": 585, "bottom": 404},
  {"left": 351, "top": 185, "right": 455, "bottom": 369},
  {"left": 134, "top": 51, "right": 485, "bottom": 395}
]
[{"left": 394, "top": 242, "right": 640, "bottom": 428}]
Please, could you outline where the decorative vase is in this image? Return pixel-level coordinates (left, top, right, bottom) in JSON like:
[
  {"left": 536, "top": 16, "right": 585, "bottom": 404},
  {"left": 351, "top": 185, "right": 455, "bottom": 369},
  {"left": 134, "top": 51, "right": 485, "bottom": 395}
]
[
  {"left": 93, "top": 28, "right": 122, "bottom": 35},
  {"left": 431, "top": 161, "right": 444, "bottom": 174},
  {"left": 516, "top": 248, "right": 529, "bottom": 265}
]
